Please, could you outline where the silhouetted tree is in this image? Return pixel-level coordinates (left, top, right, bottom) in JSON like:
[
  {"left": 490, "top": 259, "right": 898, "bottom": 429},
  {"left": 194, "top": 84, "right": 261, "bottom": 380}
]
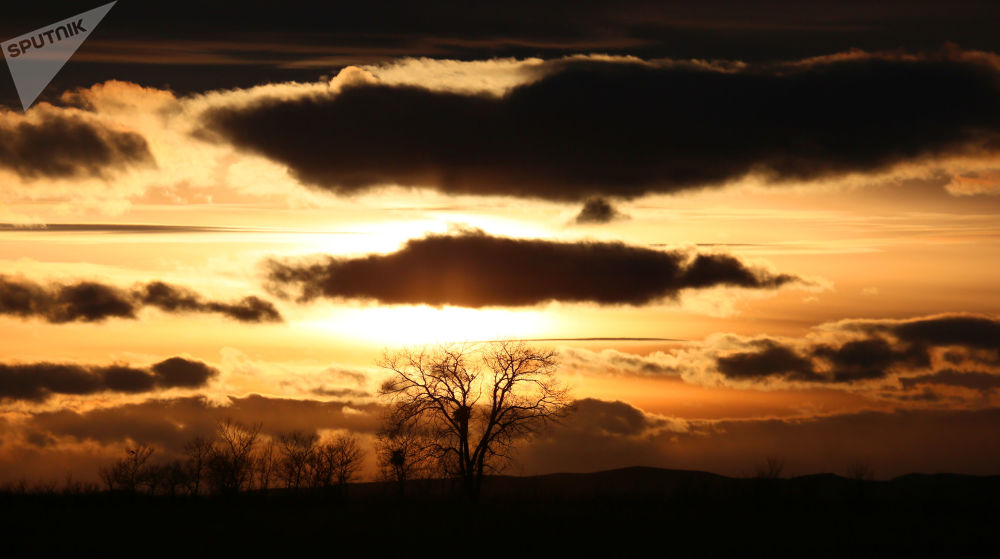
[
  {"left": 277, "top": 431, "right": 319, "bottom": 491},
  {"left": 254, "top": 439, "right": 279, "bottom": 491},
  {"left": 378, "top": 340, "right": 570, "bottom": 501},
  {"left": 331, "top": 435, "right": 364, "bottom": 486},
  {"left": 151, "top": 460, "right": 190, "bottom": 496},
  {"left": 183, "top": 435, "right": 213, "bottom": 495},
  {"left": 376, "top": 412, "right": 436, "bottom": 496},
  {"left": 754, "top": 456, "right": 786, "bottom": 480},
  {"left": 206, "top": 417, "right": 262, "bottom": 495},
  {"left": 847, "top": 460, "right": 875, "bottom": 482},
  {"left": 99, "top": 443, "right": 155, "bottom": 493},
  {"left": 311, "top": 434, "right": 365, "bottom": 493},
  {"left": 847, "top": 459, "right": 875, "bottom": 502}
]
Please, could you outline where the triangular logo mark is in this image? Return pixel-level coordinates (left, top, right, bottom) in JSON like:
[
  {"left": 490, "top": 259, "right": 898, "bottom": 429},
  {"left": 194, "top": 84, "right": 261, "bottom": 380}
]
[{"left": 2, "top": 2, "right": 116, "bottom": 111}]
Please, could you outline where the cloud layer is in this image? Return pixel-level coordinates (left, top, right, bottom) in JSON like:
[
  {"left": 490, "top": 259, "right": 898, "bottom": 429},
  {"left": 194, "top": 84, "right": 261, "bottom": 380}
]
[
  {"left": 0, "top": 276, "right": 282, "bottom": 323},
  {"left": 713, "top": 314, "right": 1000, "bottom": 386},
  {"left": 518, "top": 398, "right": 1000, "bottom": 478},
  {"left": 23, "top": 394, "right": 380, "bottom": 450},
  {"left": 0, "top": 357, "right": 217, "bottom": 402},
  {"left": 7, "top": 394, "right": 1000, "bottom": 481},
  {"left": 265, "top": 230, "right": 798, "bottom": 307},
  {"left": 555, "top": 313, "right": 1000, "bottom": 406},
  {"left": 202, "top": 51, "right": 1000, "bottom": 201}
]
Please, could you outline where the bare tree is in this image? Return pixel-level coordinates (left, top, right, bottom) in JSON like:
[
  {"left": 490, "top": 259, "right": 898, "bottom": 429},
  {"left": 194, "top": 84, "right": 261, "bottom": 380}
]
[
  {"left": 847, "top": 459, "right": 875, "bottom": 502},
  {"left": 847, "top": 460, "right": 875, "bottom": 482},
  {"left": 754, "top": 456, "right": 786, "bottom": 480},
  {"left": 183, "top": 435, "right": 213, "bottom": 496},
  {"left": 206, "top": 417, "right": 262, "bottom": 495},
  {"left": 152, "top": 460, "right": 190, "bottom": 496},
  {"left": 254, "top": 439, "right": 279, "bottom": 491},
  {"left": 99, "top": 443, "right": 155, "bottom": 493},
  {"left": 277, "top": 431, "right": 318, "bottom": 491},
  {"left": 378, "top": 340, "right": 570, "bottom": 500},
  {"left": 375, "top": 417, "right": 436, "bottom": 496},
  {"left": 331, "top": 435, "right": 364, "bottom": 486},
  {"left": 311, "top": 434, "right": 365, "bottom": 492}
]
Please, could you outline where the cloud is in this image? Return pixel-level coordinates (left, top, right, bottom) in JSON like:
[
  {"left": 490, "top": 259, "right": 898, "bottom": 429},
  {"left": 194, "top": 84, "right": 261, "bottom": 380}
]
[
  {"left": 945, "top": 171, "right": 1000, "bottom": 195},
  {"left": 0, "top": 106, "right": 154, "bottom": 180},
  {"left": 136, "top": 282, "right": 282, "bottom": 323},
  {"left": 23, "top": 394, "right": 380, "bottom": 452},
  {"left": 201, "top": 51, "right": 1000, "bottom": 201},
  {"left": 0, "top": 357, "right": 218, "bottom": 402},
  {"left": 717, "top": 341, "right": 818, "bottom": 381},
  {"left": 0, "top": 223, "right": 256, "bottom": 234},
  {"left": 567, "top": 398, "right": 675, "bottom": 436},
  {"left": 717, "top": 336, "right": 933, "bottom": 384},
  {"left": 265, "top": 229, "right": 799, "bottom": 308},
  {"left": 149, "top": 357, "right": 218, "bottom": 388},
  {"left": 848, "top": 314, "right": 1000, "bottom": 350},
  {"left": 574, "top": 198, "right": 629, "bottom": 224},
  {"left": 0, "top": 276, "right": 282, "bottom": 323},
  {"left": 899, "top": 369, "right": 1000, "bottom": 394},
  {"left": 703, "top": 314, "right": 1000, "bottom": 388},
  {"left": 273, "top": 364, "right": 373, "bottom": 399},
  {"left": 813, "top": 338, "right": 931, "bottom": 383},
  {"left": 553, "top": 314, "right": 1000, "bottom": 399},
  {"left": 558, "top": 346, "right": 683, "bottom": 377},
  {"left": 10, "top": 2, "right": 1000, "bottom": 81}
]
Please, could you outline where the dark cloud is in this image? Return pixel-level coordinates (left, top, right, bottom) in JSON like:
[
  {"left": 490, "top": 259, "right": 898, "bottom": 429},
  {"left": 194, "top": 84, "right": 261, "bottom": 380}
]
[
  {"left": 50, "top": 281, "right": 136, "bottom": 322},
  {"left": 101, "top": 365, "right": 158, "bottom": 393},
  {"left": 900, "top": 369, "right": 1000, "bottom": 394},
  {"left": 0, "top": 276, "right": 282, "bottom": 323},
  {"left": 713, "top": 314, "right": 1000, "bottom": 385},
  {"left": 884, "top": 315, "right": 1000, "bottom": 350},
  {"left": 717, "top": 341, "right": 817, "bottom": 381},
  {"left": 813, "top": 338, "right": 931, "bottom": 383},
  {"left": 0, "top": 111, "right": 153, "bottom": 180},
  {"left": 568, "top": 398, "right": 662, "bottom": 436},
  {"left": 8, "top": 1, "right": 1000, "bottom": 104},
  {"left": 265, "top": 230, "right": 798, "bottom": 308},
  {"left": 0, "top": 357, "right": 218, "bottom": 402},
  {"left": 715, "top": 337, "right": 930, "bottom": 384},
  {"left": 575, "top": 198, "right": 628, "bottom": 224},
  {"left": 138, "top": 282, "right": 282, "bottom": 323},
  {"left": 202, "top": 52, "right": 1000, "bottom": 201},
  {"left": 149, "top": 357, "right": 218, "bottom": 388}
]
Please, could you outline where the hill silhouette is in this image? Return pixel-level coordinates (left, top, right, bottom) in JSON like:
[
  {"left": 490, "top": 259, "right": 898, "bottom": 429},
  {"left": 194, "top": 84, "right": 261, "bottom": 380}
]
[{"left": 345, "top": 465, "right": 1000, "bottom": 503}]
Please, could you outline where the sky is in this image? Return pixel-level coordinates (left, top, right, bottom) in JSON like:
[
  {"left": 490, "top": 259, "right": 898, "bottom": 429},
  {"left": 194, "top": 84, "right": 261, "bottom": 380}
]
[{"left": 2, "top": 1, "right": 1000, "bottom": 482}]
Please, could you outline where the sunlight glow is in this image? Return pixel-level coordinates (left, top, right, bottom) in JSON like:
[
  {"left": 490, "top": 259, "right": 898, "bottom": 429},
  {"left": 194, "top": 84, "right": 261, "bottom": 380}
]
[{"left": 303, "top": 305, "right": 555, "bottom": 345}]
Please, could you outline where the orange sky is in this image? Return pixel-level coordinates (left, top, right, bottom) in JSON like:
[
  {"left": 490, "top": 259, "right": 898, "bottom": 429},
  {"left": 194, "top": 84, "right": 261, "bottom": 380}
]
[{"left": 2, "top": 53, "right": 1000, "bottom": 482}]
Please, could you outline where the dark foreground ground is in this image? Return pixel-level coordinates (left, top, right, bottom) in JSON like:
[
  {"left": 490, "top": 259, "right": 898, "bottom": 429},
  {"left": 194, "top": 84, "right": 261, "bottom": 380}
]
[{"left": 2, "top": 467, "right": 997, "bottom": 557}]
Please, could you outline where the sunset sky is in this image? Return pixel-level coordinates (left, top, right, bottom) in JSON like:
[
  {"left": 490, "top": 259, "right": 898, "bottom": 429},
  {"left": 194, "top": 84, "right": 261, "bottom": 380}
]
[{"left": 2, "top": 1, "right": 1000, "bottom": 482}]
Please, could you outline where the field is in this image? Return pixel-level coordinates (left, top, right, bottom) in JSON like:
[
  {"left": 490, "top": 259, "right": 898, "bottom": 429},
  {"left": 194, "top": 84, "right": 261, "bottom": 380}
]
[{"left": 3, "top": 467, "right": 996, "bottom": 556}]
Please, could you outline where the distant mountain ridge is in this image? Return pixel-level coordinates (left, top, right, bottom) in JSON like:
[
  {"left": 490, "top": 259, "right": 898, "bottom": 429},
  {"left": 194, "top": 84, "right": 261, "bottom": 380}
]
[{"left": 350, "top": 465, "right": 1000, "bottom": 502}]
